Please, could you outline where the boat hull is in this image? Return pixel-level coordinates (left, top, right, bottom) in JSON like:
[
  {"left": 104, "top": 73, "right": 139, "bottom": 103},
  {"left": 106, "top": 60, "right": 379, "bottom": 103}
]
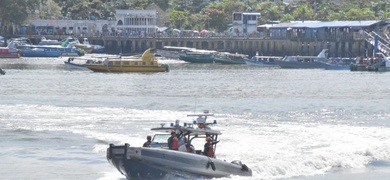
[
  {"left": 85, "top": 64, "right": 169, "bottom": 72},
  {"left": 244, "top": 60, "right": 277, "bottom": 67},
  {"left": 0, "top": 53, "right": 20, "bottom": 58},
  {"left": 179, "top": 55, "right": 214, "bottom": 63},
  {"left": 213, "top": 57, "right": 246, "bottom": 64},
  {"left": 323, "top": 64, "right": 350, "bottom": 70},
  {"left": 276, "top": 60, "right": 327, "bottom": 69},
  {"left": 21, "top": 51, "right": 61, "bottom": 57},
  {"left": 107, "top": 144, "right": 252, "bottom": 179},
  {"left": 350, "top": 63, "right": 390, "bottom": 72},
  {"left": 0, "top": 48, "right": 20, "bottom": 58},
  {"left": 64, "top": 61, "right": 89, "bottom": 70}
]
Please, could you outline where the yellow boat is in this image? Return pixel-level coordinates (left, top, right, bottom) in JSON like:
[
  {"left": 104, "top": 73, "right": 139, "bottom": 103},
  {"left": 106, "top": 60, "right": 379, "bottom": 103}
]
[{"left": 85, "top": 48, "right": 169, "bottom": 72}]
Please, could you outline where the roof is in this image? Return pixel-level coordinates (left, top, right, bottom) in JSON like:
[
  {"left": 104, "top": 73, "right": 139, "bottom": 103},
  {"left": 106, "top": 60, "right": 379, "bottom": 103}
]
[{"left": 267, "top": 20, "right": 387, "bottom": 29}]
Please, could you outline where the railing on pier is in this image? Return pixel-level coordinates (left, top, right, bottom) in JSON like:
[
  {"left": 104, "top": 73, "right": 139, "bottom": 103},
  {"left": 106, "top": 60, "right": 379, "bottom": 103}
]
[{"left": 364, "top": 31, "right": 390, "bottom": 57}]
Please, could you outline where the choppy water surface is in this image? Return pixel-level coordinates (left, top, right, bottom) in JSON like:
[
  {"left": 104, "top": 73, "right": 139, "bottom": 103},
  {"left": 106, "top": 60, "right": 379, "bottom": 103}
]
[{"left": 1, "top": 57, "right": 390, "bottom": 180}]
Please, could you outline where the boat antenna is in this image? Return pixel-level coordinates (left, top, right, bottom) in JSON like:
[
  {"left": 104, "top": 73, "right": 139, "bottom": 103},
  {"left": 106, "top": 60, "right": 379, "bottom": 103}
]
[{"left": 193, "top": 96, "right": 198, "bottom": 114}]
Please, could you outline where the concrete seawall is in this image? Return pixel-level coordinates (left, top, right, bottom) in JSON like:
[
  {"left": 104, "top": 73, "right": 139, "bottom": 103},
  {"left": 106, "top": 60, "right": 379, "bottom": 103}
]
[{"left": 27, "top": 35, "right": 373, "bottom": 57}]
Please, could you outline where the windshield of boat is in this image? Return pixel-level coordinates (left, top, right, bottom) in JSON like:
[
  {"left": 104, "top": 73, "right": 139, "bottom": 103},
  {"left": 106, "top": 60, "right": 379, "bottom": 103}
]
[{"left": 150, "top": 134, "right": 171, "bottom": 148}]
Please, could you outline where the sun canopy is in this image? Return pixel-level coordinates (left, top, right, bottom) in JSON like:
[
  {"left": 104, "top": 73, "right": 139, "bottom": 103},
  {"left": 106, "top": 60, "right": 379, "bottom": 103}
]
[{"left": 267, "top": 20, "right": 387, "bottom": 29}]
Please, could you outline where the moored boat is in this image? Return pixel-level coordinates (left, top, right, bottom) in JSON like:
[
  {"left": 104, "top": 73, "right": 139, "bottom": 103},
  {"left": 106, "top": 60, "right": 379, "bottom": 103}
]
[
  {"left": 322, "top": 57, "right": 355, "bottom": 70},
  {"left": 106, "top": 110, "right": 252, "bottom": 179},
  {"left": 38, "top": 37, "right": 62, "bottom": 46},
  {"left": 0, "top": 47, "right": 20, "bottom": 58},
  {"left": 64, "top": 57, "right": 105, "bottom": 70},
  {"left": 213, "top": 52, "right": 249, "bottom": 64},
  {"left": 350, "top": 53, "right": 390, "bottom": 72},
  {"left": 156, "top": 46, "right": 195, "bottom": 59},
  {"left": 85, "top": 48, "right": 169, "bottom": 72},
  {"left": 17, "top": 38, "right": 83, "bottom": 57},
  {"left": 245, "top": 55, "right": 282, "bottom": 67},
  {"left": 179, "top": 49, "right": 217, "bottom": 63},
  {"left": 275, "top": 49, "right": 329, "bottom": 69},
  {"left": 0, "top": 41, "right": 21, "bottom": 58}
]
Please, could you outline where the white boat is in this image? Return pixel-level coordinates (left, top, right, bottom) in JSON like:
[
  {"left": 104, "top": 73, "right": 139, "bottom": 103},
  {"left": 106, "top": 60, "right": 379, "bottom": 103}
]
[
  {"left": 107, "top": 110, "right": 252, "bottom": 179},
  {"left": 156, "top": 46, "right": 196, "bottom": 59},
  {"left": 64, "top": 57, "right": 105, "bottom": 70},
  {"left": 38, "top": 37, "right": 62, "bottom": 45},
  {"left": 245, "top": 55, "right": 282, "bottom": 67},
  {"left": 72, "top": 38, "right": 105, "bottom": 53},
  {"left": 275, "top": 49, "right": 329, "bottom": 69}
]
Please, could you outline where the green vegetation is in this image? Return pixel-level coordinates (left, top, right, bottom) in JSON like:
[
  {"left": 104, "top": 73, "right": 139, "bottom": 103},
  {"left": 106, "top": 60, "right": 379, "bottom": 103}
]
[{"left": 1, "top": 0, "right": 390, "bottom": 37}]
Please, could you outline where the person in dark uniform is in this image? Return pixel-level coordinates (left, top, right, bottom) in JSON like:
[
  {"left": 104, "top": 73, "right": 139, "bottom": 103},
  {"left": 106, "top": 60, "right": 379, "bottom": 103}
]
[
  {"left": 203, "top": 136, "right": 219, "bottom": 157},
  {"left": 143, "top": 135, "right": 152, "bottom": 147}
]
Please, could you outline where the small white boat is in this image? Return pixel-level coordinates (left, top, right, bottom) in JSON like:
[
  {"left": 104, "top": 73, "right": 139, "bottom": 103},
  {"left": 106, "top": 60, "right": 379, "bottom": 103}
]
[
  {"left": 107, "top": 110, "right": 252, "bottom": 179},
  {"left": 64, "top": 57, "right": 104, "bottom": 70}
]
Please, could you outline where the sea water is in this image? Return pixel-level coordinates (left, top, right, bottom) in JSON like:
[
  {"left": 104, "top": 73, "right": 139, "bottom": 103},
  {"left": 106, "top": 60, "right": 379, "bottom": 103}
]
[{"left": 1, "top": 57, "right": 390, "bottom": 180}]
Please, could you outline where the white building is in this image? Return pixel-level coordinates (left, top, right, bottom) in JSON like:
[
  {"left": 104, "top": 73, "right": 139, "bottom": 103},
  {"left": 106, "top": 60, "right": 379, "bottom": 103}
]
[
  {"left": 29, "top": 19, "right": 115, "bottom": 36},
  {"left": 232, "top": 12, "right": 261, "bottom": 34},
  {"left": 26, "top": 9, "right": 157, "bottom": 36},
  {"left": 115, "top": 10, "right": 157, "bottom": 36}
]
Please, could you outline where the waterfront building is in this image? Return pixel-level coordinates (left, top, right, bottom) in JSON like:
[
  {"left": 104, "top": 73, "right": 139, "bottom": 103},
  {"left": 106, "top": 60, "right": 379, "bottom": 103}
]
[
  {"left": 115, "top": 10, "right": 157, "bottom": 36},
  {"left": 232, "top": 12, "right": 261, "bottom": 34},
  {"left": 27, "top": 19, "right": 114, "bottom": 36},
  {"left": 24, "top": 9, "right": 157, "bottom": 37}
]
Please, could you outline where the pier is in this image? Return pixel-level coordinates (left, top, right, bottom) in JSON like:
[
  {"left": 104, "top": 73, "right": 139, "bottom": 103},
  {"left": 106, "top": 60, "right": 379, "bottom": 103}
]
[{"left": 25, "top": 34, "right": 374, "bottom": 58}]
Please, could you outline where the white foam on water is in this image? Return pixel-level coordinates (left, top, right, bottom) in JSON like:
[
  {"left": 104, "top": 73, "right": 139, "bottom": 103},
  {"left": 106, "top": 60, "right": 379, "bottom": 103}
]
[{"left": 2, "top": 103, "right": 390, "bottom": 180}]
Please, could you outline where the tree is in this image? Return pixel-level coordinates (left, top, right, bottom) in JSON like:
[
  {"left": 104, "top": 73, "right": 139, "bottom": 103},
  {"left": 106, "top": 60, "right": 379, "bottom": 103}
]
[
  {"left": 169, "top": 10, "right": 188, "bottom": 29},
  {"left": 204, "top": 7, "right": 226, "bottom": 31},
  {"left": 0, "top": 0, "right": 39, "bottom": 40},
  {"left": 292, "top": 3, "right": 314, "bottom": 22},
  {"left": 255, "top": 2, "right": 285, "bottom": 24},
  {"left": 38, "top": 0, "right": 62, "bottom": 19},
  {"left": 344, "top": 8, "right": 375, "bottom": 20}
]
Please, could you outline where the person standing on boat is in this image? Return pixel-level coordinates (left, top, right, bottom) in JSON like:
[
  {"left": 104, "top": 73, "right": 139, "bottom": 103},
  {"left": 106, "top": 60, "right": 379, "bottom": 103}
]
[
  {"left": 168, "top": 130, "right": 179, "bottom": 150},
  {"left": 203, "top": 136, "right": 218, "bottom": 157},
  {"left": 143, "top": 135, "right": 152, "bottom": 147}
]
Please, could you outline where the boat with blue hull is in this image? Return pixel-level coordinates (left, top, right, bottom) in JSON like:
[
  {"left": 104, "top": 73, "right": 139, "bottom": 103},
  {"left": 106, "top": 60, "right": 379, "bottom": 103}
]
[
  {"left": 106, "top": 111, "right": 252, "bottom": 179},
  {"left": 321, "top": 58, "right": 355, "bottom": 70},
  {"left": 276, "top": 49, "right": 329, "bottom": 69},
  {"left": 17, "top": 38, "right": 83, "bottom": 57}
]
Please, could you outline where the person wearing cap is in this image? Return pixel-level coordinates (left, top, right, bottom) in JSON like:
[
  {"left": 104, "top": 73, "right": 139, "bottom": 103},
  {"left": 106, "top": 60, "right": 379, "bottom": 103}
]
[
  {"left": 143, "top": 135, "right": 152, "bottom": 147},
  {"left": 167, "top": 130, "right": 179, "bottom": 150}
]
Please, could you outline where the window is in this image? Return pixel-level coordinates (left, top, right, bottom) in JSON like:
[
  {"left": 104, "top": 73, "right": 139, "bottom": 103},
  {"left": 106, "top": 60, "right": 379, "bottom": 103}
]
[{"left": 233, "top": 13, "right": 242, "bottom": 21}]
